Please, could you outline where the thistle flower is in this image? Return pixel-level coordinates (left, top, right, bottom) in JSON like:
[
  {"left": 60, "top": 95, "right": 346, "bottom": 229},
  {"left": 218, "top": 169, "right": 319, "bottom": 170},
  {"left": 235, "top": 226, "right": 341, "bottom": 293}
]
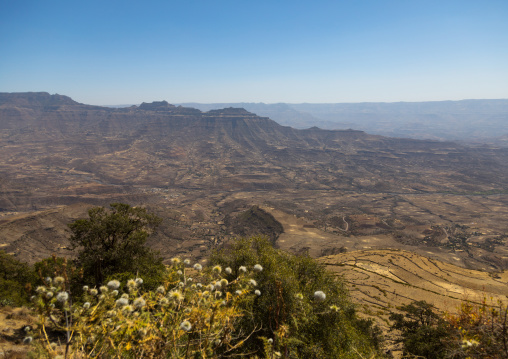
[
  {"left": 83, "top": 302, "right": 91, "bottom": 309},
  {"left": 225, "top": 267, "right": 232, "bottom": 274},
  {"left": 249, "top": 279, "right": 257, "bottom": 287},
  {"left": 239, "top": 266, "right": 247, "bottom": 273},
  {"left": 135, "top": 278, "right": 143, "bottom": 286},
  {"left": 220, "top": 278, "right": 229, "bottom": 287},
  {"left": 156, "top": 286, "right": 165, "bottom": 294},
  {"left": 193, "top": 263, "right": 202, "bottom": 271},
  {"left": 255, "top": 290, "right": 261, "bottom": 296},
  {"left": 121, "top": 293, "right": 129, "bottom": 299},
  {"left": 127, "top": 279, "right": 137, "bottom": 288},
  {"left": 214, "top": 281, "right": 222, "bottom": 290},
  {"left": 133, "top": 297, "right": 146, "bottom": 309},
  {"left": 184, "top": 259, "right": 191, "bottom": 265},
  {"left": 36, "top": 286, "right": 46, "bottom": 294},
  {"left": 207, "top": 284, "right": 215, "bottom": 291},
  {"left": 314, "top": 291, "right": 326, "bottom": 301},
  {"left": 171, "top": 257, "right": 181, "bottom": 265},
  {"left": 90, "top": 288, "right": 98, "bottom": 296},
  {"left": 169, "top": 290, "right": 184, "bottom": 301},
  {"left": 253, "top": 264, "right": 263, "bottom": 272},
  {"left": 107, "top": 280, "right": 120, "bottom": 290},
  {"left": 159, "top": 297, "right": 169, "bottom": 305},
  {"left": 180, "top": 320, "right": 192, "bottom": 332},
  {"left": 82, "top": 285, "right": 89, "bottom": 291},
  {"left": 122, "top": 305, "right": 134, "bottom": 313},
  {"left": 116, "top": 298, "right": 129, "bottom": 307},
  {"left": 54, "top": 277, "right": 65, "bottom": 285},
  {"left": 56, "top": 292, "right": 69, "bottom": 304},
  {"left": 177, "top": 270, "right": 183, "bottom": 275},
  {"left": 99, "top": 286, "right": 108, "bottom": 293},
  {"left": 212, "top": 265, "right": 222, "bottom": 273},
  {"left": 111, "top": 290, "right": 118, "bottom": 297},
  {"left": 268, "top": 338, "right": 273, "bottom": 344}
]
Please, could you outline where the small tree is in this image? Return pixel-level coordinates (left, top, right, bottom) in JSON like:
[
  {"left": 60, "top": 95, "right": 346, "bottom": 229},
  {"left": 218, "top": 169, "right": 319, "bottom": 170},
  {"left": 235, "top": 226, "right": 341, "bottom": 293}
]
[
  {"left": 68, "top": 203, "right": 164, "bottom": 287},
  {"left": 390, "top": 301, "right": 453, "bottom": 359}
]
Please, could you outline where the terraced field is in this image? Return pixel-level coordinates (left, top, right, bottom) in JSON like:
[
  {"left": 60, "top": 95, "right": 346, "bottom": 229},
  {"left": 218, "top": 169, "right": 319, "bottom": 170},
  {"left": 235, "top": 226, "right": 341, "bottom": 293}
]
[{"left": 321, "top": 249, "right": 508, "bottom": 327}]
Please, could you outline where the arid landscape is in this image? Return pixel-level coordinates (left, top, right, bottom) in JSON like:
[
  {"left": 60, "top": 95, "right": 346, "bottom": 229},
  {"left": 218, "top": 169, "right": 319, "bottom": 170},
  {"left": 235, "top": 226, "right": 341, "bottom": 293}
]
[{"left": 1, "top": 92, "right": 508, "bottom": 356}]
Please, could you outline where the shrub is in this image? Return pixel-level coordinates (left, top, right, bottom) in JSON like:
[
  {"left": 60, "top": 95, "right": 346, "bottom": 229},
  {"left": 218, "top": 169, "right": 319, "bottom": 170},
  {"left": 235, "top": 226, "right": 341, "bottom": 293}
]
[
  {"left": 445, "top": 296, "right": 508, "bottom": 358},
  {"left": 29, "top": 259, "right": 262, "bottom": 358},
  {"left": 210, "top": 236, "right": 382, "bottom": 358},
  {"left": 0, "top": 250, "right": 36, "bottom": 306},
  {"left": 389, "top": 301, "right": 453, "bottom": 359}
]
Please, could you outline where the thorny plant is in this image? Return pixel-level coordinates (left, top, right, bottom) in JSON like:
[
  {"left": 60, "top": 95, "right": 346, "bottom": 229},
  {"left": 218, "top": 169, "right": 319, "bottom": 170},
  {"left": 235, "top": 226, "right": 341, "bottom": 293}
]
[{"left": 28, "top": 259, "right": 266, "bottom": 358}]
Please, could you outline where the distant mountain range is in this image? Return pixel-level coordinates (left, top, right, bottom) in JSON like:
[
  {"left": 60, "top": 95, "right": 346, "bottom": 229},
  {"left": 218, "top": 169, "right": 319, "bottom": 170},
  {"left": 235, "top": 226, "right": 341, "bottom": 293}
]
[
  {"left": 2, "top": 92, "right": 508, "bottom": 270},
  {"left": 180, "top": 99, "right": 508, "bottom": 143}
]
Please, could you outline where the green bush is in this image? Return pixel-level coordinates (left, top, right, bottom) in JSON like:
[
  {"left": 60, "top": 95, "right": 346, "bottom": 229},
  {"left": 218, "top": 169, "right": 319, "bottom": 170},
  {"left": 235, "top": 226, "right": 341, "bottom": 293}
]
[
  {"left": 0, "top": 250, "right": 36, "bottom": 306},
  {"left": 210, "top": 236, "right": 382, "bottom": 358},
  {"left": 389, "top": 301, "right": 453, "bottom": 359}
]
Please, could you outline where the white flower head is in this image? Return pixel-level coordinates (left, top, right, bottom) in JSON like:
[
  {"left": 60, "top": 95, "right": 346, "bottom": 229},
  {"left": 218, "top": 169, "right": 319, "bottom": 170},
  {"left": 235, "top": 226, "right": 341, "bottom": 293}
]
[
  {"left": 314, "top": 291, "right": 326, "bottom": 301},
  {"left": 99, "top": 286, "right": 108, "bottom": 293},
  {"left": 133, "top": 297, "right": 146, "bottom": 309},
  {"left": 83, "top": 302, "right": 91, "bottom": 309},
  {"left": 177, "top": 270, "right": 183, "bottom": 275},
  {"left": 156, "top": 286, "right": 165, "bottom": 294},
  {"left": 180, "top": 320, "right": 192, "bottom": 332},
  {"left": 107, "top": 280, "right": 120, "bottom": 290},
  {"left": 90, "top": 288, "right": 98, "bottom": 296},
  {"left": 54, "top": 277, "right": 65, "bottom": 285},
  {"left": 116, "top": 298, "right": 129, "bottom": 307},
  {"left": 225, "top": 267, "right": 232, "bottom": 274},
  {"left": 253, "top": 264, "right": 263, "bottom": 272},
  {"left": 135, "top": 278, "right": 143, "bottom": 286},
  {"left": 36, "top": 286, "right": 46, "bottom": 294},
  {"left": 212, "top": 265, "right": 222, "bottom": 273},
  {"left": 255, "top": 290, "right": 261, "bottom": 296},
  {"left": 193, "top": 263, "right": 202, "bottom": 271},
  {"left": 184, "top": 259, "right": 191, "bottom": 265},
  {"left": 249, "top": 279, "right": 257, "bottom": 287},
  {"left": 56, "top": 291, "right": 69, "bottom": 304},
  {"left": 82, "top": 285, "right": 89, "bottom": 292},
  {"left": 46, "top": 292, "right": 53, "bottom": 299},
  {"left": 239, "top": 266, "right": 247, "bottom": 273}
]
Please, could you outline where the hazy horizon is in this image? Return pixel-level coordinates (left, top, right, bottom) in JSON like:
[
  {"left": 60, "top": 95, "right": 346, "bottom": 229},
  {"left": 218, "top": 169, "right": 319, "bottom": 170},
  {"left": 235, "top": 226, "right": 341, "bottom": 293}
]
[{"left": 1, "top": 0, "right": 507, "bottom": 106}]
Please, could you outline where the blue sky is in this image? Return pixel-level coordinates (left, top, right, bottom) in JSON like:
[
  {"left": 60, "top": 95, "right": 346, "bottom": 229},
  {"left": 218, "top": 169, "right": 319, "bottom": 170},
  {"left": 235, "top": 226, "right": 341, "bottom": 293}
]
[{"left": 1, "top": 0, "right": 507, "bottom": 105}]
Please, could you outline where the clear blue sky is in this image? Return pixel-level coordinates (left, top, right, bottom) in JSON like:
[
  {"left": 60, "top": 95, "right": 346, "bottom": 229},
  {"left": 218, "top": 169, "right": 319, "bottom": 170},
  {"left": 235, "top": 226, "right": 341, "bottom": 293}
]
[{"left": 1, "top": 0, "right": 507, "bottom": 105}]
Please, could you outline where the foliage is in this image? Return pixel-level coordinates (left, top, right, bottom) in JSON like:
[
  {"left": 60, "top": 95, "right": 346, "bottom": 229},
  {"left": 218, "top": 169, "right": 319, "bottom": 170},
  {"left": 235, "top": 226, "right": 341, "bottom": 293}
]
[
  {"left": 29, "top": 259, "right": 263, "bottom": 358},
  {"left": 210, "top": 236, "right": 382, "bottom": 358},
  {"left": 390, "top": 301, "right": 453, "bottom": 359},
  {"left": 68, "top": 203, "right": 165, "bottom": 288},
  {"left": 0, "top": 250, "right": 36, "bottom": 306},
  {"left": 445, "top": 296, "right": 508, "bottom": 358}
]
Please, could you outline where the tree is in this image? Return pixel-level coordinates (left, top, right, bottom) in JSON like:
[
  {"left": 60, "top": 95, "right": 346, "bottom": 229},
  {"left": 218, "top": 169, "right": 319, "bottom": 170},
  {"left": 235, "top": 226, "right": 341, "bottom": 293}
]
[
  {"left": 68, "top": 203, "right": 164, "bottom": 287},
  {"left": 390, "top": 301, "right": 453, "bottom": 359}
]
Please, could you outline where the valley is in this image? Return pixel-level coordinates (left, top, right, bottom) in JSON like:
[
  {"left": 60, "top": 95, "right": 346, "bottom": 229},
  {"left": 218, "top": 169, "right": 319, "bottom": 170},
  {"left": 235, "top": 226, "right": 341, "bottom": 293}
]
[{"left": 1, "top": 92, "right": 508, "bottom": 315}]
